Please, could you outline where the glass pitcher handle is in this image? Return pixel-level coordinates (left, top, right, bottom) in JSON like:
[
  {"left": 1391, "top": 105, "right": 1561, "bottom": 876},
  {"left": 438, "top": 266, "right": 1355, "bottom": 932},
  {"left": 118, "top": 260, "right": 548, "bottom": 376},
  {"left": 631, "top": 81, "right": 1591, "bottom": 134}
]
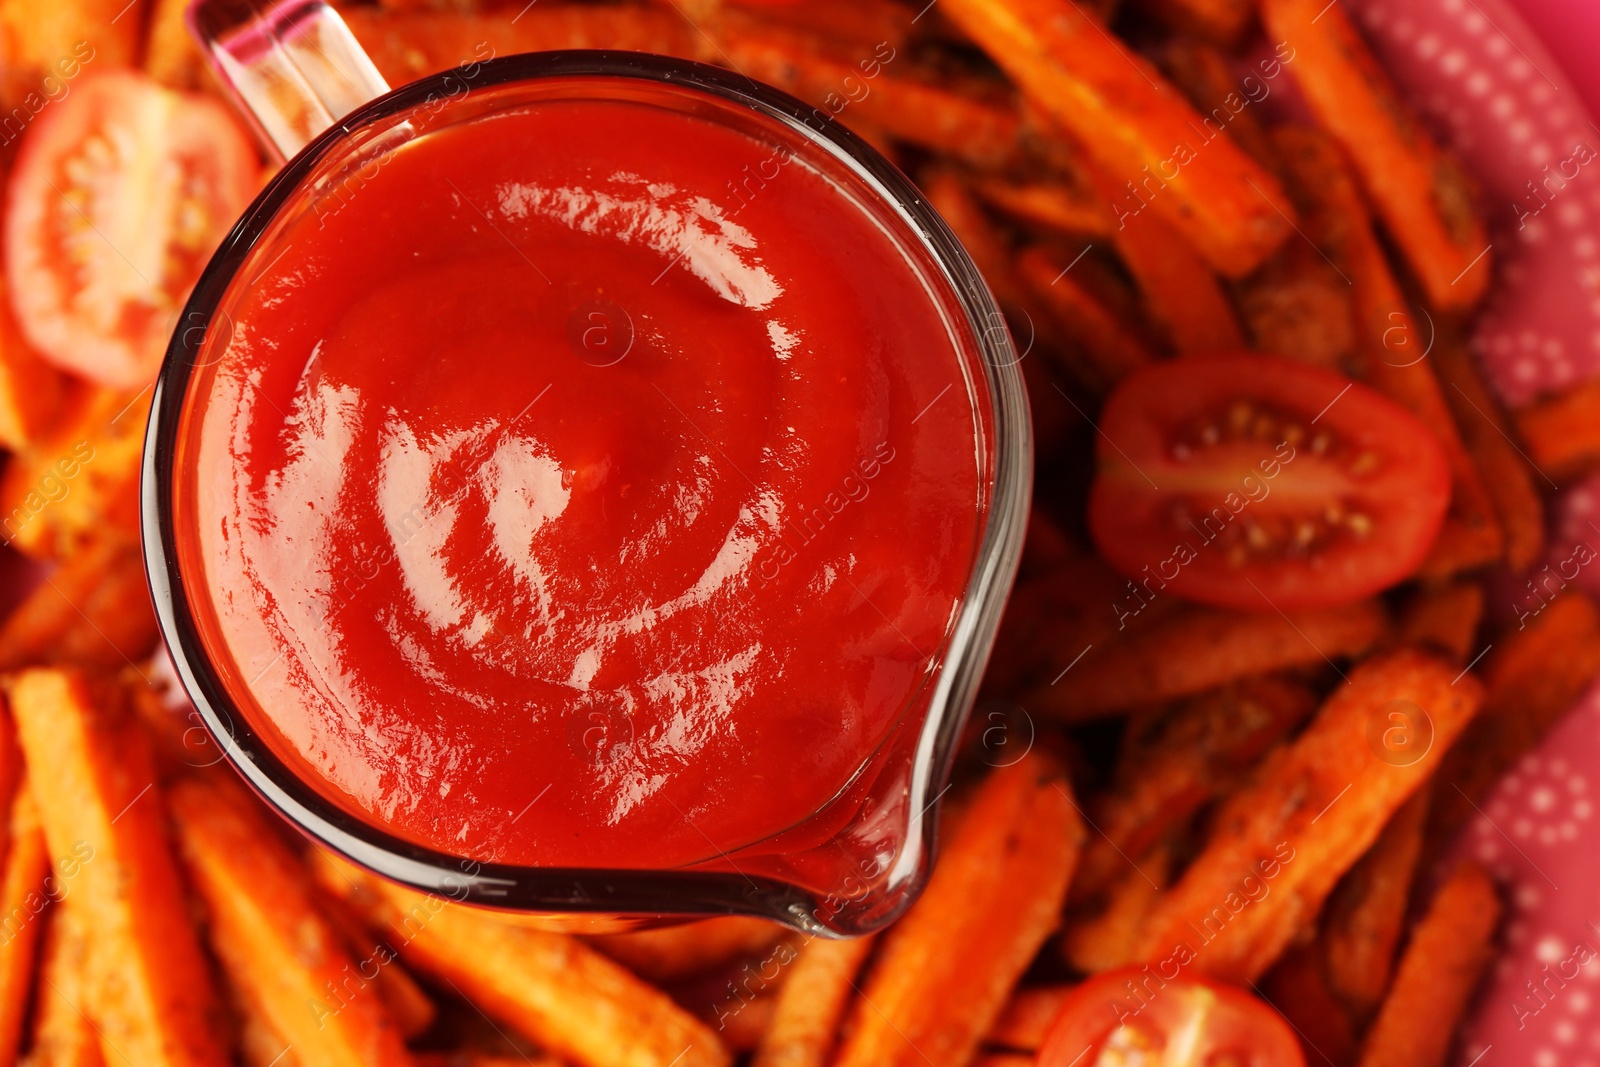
[{"left": 187, "top": 0, "right": 391, "bottom": 162}]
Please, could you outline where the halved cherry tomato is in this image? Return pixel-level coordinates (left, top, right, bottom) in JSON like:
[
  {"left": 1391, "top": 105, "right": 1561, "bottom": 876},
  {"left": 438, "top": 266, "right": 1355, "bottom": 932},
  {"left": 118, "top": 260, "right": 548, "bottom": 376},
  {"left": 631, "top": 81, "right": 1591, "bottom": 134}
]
[
  {"left": 5, "top": 70, "right": 259, "bottom": 389},
  {"left": 1037, "top": 967, "right": 1306, "bottom": 1067},
  {"left": 1088, "top": 353, "right": 1451, "bottom": 612}
]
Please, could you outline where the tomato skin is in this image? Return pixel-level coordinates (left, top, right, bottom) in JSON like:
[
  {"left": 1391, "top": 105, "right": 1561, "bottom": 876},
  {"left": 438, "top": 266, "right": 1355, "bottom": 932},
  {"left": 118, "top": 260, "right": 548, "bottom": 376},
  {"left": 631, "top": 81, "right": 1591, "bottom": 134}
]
[
  {"left": 1037, "top": 967, "right": 1306, "bottom": 1067},
  {"left": 5, "top": 71, "right": 258, "bottom": 389},
  {"left": 1087, "top": 353, "right": 1451, "bottom": 612}
]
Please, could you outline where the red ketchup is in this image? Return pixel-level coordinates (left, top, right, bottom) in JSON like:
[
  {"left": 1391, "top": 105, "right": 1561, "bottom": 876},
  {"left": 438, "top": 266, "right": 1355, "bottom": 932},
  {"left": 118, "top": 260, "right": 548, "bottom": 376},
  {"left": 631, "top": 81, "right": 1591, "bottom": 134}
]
[{"left": 180, "top": 92, "right": 985, "bottom": 869}]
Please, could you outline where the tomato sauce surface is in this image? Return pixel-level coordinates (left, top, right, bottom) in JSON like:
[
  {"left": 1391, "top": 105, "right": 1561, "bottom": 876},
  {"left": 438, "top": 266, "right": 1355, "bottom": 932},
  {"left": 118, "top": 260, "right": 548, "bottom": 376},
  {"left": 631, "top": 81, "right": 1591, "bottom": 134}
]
[{"left": 182, "top": 93, "right": 985, "bottom": 868}]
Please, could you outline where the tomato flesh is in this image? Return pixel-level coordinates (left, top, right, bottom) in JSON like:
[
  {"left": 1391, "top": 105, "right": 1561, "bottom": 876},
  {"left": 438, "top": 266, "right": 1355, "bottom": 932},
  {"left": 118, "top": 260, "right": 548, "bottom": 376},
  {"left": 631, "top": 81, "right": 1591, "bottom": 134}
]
[
  {"left": 5, "top": 70, "right": 258, "bottom": 389},
  {"left": 1087, "top": 354, "right": 1451, "bottom": 611},
  {"left": 1037, "top": 967, "right": 1306, "bottom": 1067}
]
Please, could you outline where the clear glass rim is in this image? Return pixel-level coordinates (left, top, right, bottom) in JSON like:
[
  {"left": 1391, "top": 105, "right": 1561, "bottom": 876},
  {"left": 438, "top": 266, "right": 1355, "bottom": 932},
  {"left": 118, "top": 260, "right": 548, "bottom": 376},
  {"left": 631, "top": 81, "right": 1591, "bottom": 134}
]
[{"left": 141, "top": 49, "right": 1032, "bottom": 936}]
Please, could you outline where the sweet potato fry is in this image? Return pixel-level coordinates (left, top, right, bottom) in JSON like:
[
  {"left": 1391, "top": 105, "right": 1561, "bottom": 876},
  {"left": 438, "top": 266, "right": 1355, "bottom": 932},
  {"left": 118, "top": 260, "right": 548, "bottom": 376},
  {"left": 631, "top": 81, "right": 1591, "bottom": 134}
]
[
  {"left": 1514, "top": 378, "right": 1600, "bottom": 483},
  {"left": 1073, "top": 676, "right": 1318, "bottom": 901},
  {"left": 0, "top": 784, "right": 48, "bottom": 1065},
  {"left": 985, "top": 986, "right": 1071, "bottom": 1053},
  {"left": 1258, "top": 943, "right": 1359, "bottom": 1067},
  {"left": 312, "top": 888, "right": 437, "bottom": 1041},
  {"left": 1141, "top": 0, "right": 1253, "bottom": 46},
  {"left": 1272, "top": 125, "right": 1503, "bottom": 580},
  {"left": 1432, "top": 330, "right": 1546, "bottom": 571},
  {"left": 1107, "top": 202, "right": 1245, "bottom": 355},
  {"left": 750, "top": 935, "right": 874, "bottom": 1067},
  {"left": 0, "top": 540, "right": 158, "bottom": 672},
  {"left": 937, "top": 0, "right": 1292, "bottom": 276},
  {"left": 0, "top": 385, "right": 147, "bottom": 561},
  {"left": 716, "top": 0, "right": 915, "bottom": 55},
  {"left": 1135, "top": 650, "right": 1485, "bottom": 983},
  {"left": 344, "top": 8, "right": 702, "bottom": 85},
  {"left": 969, "top": 177, "right": 1113, "bottom": 240},
  {"left": 834, "top": 752, "right": 1084, "bottom": 1067},
  {"left": 311, "top": 851, "right": 731, "bottom": 1067},
  {"left": 1061, "top": 848, "right": 1168, "bottom": 973},
  {"left": 1157, "top": 41, "right": 1276, "bottom": 164},
  {"left": 1355, "top": 864, "right": 1500, "bottom": 1067},
  {"left": 591, "top": 918, "right": 785, "bottom": 983},
  {"left": 145, "top": 0, "right": 210, "bottom": 90},
  {"left": 415, "top": 1056, "right": 562, "bottom": 1067},
  {"left": 1395, "top": 582, "right": 1484, "bottom": 666},
  {"left": 712, "top": 29, "right": 1024, "bottom": 171},
  {"left": 27, "top": 903, "right": 105, "bottom": 1067},
  {"left": 1430, "top": 592, "right": 1600, "bottom": 849},
  {"left": 1017, "top": 246, "right": 1157, "bottom": 394},
  {"left": 0, "top": 279, "right": 64, "bottom": 454},
  {"left": 1321, "top": 784, "right": 1431, "bottom": 1022},
  {"left": 168, "top": 774, "right": 414, "bottom": 1067},
  {"left": 1262, "top": 0, "right": 1491, "bottom": 309},
  {"left": 0, "top": 1, "right": 138, "bottom": 107},
  {"left": 1235, "top": 241, "right": 1358, "bottom": 373},
  {"left": 8, "top": 668, "right": 227, "bottom": 1067},
  {"left": 1027, "top": 599, "right": 1388, "bottom": 720}
]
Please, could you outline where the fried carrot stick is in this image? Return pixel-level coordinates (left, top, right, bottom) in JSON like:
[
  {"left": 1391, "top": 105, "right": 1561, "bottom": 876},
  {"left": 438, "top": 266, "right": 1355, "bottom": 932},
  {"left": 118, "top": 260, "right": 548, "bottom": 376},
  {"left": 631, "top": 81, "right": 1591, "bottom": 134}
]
[
  {"left": 937, "top": 0, "right": 1293, "bottom": 276},
  {"left": 0, "top": 385, "right": 147, "bottom": 561},
  {"left": 1433, "top": 329, "right": 1546, "bottom": 571},
  {"left": 833, "top": 752, "right": 1084, "bottom": 1067},
  {"left": 310, "top": 851, "right": 732, "bottom": 1067},
  {"left": 711, "top": 29, "right": 1024, "bottom": 171},
  {"left": 343, "top": 8, "right": 702, "bottom": 86},
  {"left": 1135, "top": 650, "right": 1485, "bottom": 983},
  {"left": 1262, "top": 0, "right": 1491, "bottom": 309},
  {"left": 1354, "top": 864, "right": 1500, "bottom": 1067},
  {"left": 985, "top": 986, "right": 1072, "bottom": 1053},
  {"left": 1272, "top": 125, "right": 1503, "bottom": 579},
  {"left": 1027, "top": 599, "right": 1388, "bottom": 720},
  {"left": 0, "top": 539, "right": 158, "bottom": 672},
  {"left": 8, "top": 668, "right": 228, "bottom": 1067},
  {"left": 1429, "top": 592, "right": 1600, "bottom": 850},
  {"left": 0, "top": 784, "right": 49, "bottom": 1066},
  {"left": 1073, "top": 676, "right": 1318, "bottom": 902},
  {"left": 1396, "top": 582, "right": 1485, "bottom": 666},
  {"left": 1017, "top": 246, "right": 1157, "bottom": 394},
  {"left": 28, "top": 903, "right": 105, "bottom": 1067},
  {"left": 1514, "top": 378, "right": 1600, "bottom": 483},
  {"left": 168, "top": 774, "right": 414, "bottom": 1067},
  {"left": 591, "top": 918, "right": 785, "bottom": 983},
  {"left": 749, "top": 935, "right": 875, "bottom": 1067},
  {"left": 1321, "top": 784, "right": 1431, "bottom": 1022}
]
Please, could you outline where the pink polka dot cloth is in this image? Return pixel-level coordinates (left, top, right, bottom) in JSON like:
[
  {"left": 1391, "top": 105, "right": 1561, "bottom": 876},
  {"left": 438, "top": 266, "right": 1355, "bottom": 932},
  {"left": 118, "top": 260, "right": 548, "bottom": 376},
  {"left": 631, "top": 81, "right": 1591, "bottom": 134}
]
[{"left": 1345, "top": 0, "right": 1600, "bottom": 1062}]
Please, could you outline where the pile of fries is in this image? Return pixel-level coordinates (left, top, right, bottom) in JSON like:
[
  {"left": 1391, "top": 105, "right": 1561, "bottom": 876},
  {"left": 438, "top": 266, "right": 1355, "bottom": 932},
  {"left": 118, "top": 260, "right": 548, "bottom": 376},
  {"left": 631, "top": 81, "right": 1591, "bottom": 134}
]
[{"left": 0, "top": 0, "right": 1596, "bottom": 1064}]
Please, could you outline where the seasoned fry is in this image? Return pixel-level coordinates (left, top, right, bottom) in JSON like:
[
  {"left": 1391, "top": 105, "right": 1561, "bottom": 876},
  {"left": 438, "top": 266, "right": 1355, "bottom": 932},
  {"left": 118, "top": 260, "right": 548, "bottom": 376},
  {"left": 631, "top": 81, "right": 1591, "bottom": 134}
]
[
  {"left": 937, "top": 0, "right": 1293, "bottom": 275},
  {"left": 311, "top": 852, "right": 731, "bottom": 1067},
  {"left": 1017, "top": 246, "right": 1157, "bottom": 394},
  {"left": 414, "top": 1056, "right": 562, "bottom": 1067},
  {"left": 969, "top": 177, "right": 1113, "bottom": 240},
  {"left": 1258, "top": 944, "right": 1358, "bottom": 1067},
  {"left": 1235, "top": 242, "right": 1358, "bottom": 373},
  {"left": 313, "top": 889, "right": 438, "bottom": 1041},
  {"left": 1027, "top": 599, "right": 1388, "bottom": 720},
  {"left": 834, "top": 752, "right": 1083, "bottom": 1067},
  {"left": 0, "top": 386, "right": 147, "bottom": 561},
  {"left": 1141, "top": 0, "right": 1253, "bottom": 46},
  {"left": 0, "top": 281, "right": 64, "bottom": 455},
  {"left": 1061, "top": 848, "right": 1168, "bottom": 973},
  {"left": 985, "top": 986, "right": 1071, "bottom": 1053},
  {"left": 0, "top": 2, "right": 136, "bottom": 106},
  {"left": 0, "top": 784, "right": 48, "bottom": 1066},
  {"left": 1273, "top": 125, "right": 1503, "bottom": 579},
  {"left": 8, "top": 668, "right": 227, "bottom": 1067},
  {"left": 1396, "top": 582, "right": 1484, "bottom": 665},
  {"left": 1433, "top": 329, "right": 1546, "bottom": 571},
  {"left": 1321, "top": 785, "right": 1431, "bottom": 1022},
  {"left": 1073, "top": 676, "right": 1318, "bottom": 901},
  {"left": 1514, "top": 378, "right": 1600, "bottom": 483},
  {"left": 591, "top": 918, "right": 785, "bottom": 983},
  {"left": 750, "top": 935, "right": 874, "bottom": 1067},
  {"left": 716, "top": 0, "right": 916, "bottom": 55},
  {"left": 1157, "top": 39, "right": 1276, "bottom": 166},
  {"left": 1431, "top": 592, "right": 1600, "bottom": 848},
  {"left": 27, "top": 904, "right": 105, "bottom": 1067},
  {"left": 146, "top": 0, "right": 210, "bottom": 90},
  {"left": 1135, "top": 650, "right": 1485, "bottom": 982},
  {"left": 1262, "top": 0, "right": 1491, "bottom": 308},
  {"left": 0, "top": 540, "right": 158, "bottom": 672},
  {"left": 1355, "top": 864, "right": 1500, "bottom": 1067},
  {"left": 169, "top": 774, "right": 414, "bottom": 1067}
]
